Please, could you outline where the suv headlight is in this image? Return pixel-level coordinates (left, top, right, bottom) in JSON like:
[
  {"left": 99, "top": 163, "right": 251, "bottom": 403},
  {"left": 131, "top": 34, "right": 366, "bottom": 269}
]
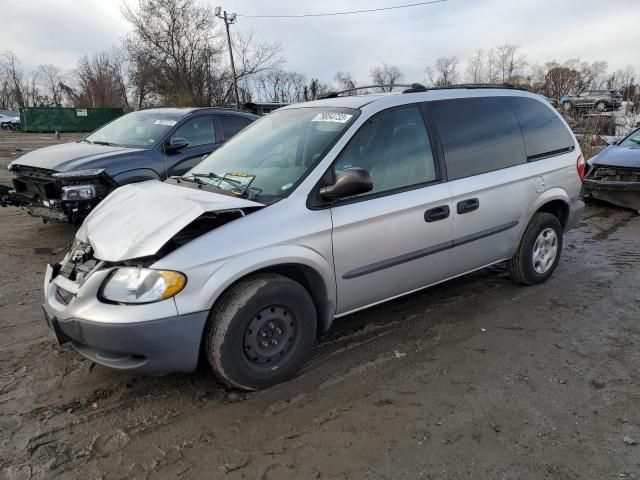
[
  {"left": 101, "top": 268, "right": 187, "bottom": 304},
  {"left": 61, "top": 185, "right": 96, "bottom": 201}
]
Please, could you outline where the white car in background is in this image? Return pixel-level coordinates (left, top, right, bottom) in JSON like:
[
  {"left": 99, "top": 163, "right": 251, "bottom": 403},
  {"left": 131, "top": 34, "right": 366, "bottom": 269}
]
[{"left": 0, "top": 113, "right": 20, "bottom": 130}]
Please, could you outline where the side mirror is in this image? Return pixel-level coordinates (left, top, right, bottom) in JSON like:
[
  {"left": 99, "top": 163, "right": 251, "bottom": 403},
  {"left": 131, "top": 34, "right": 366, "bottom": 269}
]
[
  {"left": 165, "top": 137, "right": 189, "bottom": 151},
  {"left": 320, "top": 168, "right": 373, "bottom": 201}
]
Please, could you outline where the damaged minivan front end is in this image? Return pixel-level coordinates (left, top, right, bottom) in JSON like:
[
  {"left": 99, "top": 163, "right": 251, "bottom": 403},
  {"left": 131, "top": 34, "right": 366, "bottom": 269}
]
[{"left": 42, "top": 180, "right": 265, "bottom": 374}]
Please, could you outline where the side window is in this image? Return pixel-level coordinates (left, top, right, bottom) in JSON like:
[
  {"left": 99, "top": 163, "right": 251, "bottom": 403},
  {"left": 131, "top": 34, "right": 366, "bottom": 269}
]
[
  {"left": 510, "top": 97, "right": 574, "bottom": 160},
  {"left": 431, "top": 97, "right": 526, "bottom": 180},
  {"left": 334, "top": 106, "right": 437, "bottom": 195},
  {"left": 172, "top": 116, "right": 215, "bottom": 147},
  {"left": 219, "top": 114, "right": 252, "bottom": 140}
]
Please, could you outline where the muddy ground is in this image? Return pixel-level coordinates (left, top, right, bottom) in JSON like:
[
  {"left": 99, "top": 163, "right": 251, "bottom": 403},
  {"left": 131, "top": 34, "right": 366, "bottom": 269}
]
[{"left": 1, "top": 132, "right": 639, "bottom": 479}]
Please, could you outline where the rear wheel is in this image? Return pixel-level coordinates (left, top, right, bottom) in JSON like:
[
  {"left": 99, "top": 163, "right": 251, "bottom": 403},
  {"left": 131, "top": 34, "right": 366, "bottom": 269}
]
[
  {"left": 508, "top": 213, "right": 563, "bottom": 285},
  {"left": 204, "top": 273, "right": 317, "bottom": 390},
  {"left": 563, "top": 101, "right": 573, "bottom": 112},
  {"left": 595, "top": 101, "right": 607, "bottom": 112}
]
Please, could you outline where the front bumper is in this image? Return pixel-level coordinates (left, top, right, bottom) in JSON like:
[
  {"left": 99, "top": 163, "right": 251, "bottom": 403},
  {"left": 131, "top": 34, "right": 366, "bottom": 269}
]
[
  {"left": 582, "top": 178, "right": 640, "bottom": 213},
  {"left": 43, "top": 264, "right": 209, "bottom": 375}
]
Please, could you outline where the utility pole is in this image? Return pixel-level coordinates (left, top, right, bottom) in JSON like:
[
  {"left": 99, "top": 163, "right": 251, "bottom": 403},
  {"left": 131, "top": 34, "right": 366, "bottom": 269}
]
[{"left": 215, "top": 7, "right": 240, "bottom": 110}]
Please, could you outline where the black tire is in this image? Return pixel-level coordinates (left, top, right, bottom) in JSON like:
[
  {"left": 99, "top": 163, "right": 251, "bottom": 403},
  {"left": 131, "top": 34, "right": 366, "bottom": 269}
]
[
  {"left": 563, "top": 101, "right": 572, "bottom": 112},
  {"left": 595, "top": 101, "right": 606, "bottom": 112},
  {"left": 204, "top": 273, "right": 317, "bottom": 390},
  {"left": 508, "top": 213, "right": 563, "bottom": 285}
]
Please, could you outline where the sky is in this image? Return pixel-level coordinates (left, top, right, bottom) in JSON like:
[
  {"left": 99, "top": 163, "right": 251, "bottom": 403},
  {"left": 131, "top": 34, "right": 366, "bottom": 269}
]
[{"left": 4, "top": 0, "right": 640, "bottom": 83}]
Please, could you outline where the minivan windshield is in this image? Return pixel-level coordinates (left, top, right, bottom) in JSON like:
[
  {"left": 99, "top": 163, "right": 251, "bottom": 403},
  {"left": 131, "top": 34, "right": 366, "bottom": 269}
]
[
  {"left": 186, "top": 107, "right": 359, "bottom": 200},
  {"left": 85, "top": 112, "right": 182, "bottom": 148}
]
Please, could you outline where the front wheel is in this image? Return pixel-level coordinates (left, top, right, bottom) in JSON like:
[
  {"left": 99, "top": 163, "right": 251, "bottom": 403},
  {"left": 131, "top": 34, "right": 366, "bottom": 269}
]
[
  {"left": 204, "top": 273, "right": 317, "bottom": 390},
  {"left": 595, "top": 101, "right": 607, "bottom": 112},
  {"left": 508, "top": 213, "right": 563, "bottom": 285}
]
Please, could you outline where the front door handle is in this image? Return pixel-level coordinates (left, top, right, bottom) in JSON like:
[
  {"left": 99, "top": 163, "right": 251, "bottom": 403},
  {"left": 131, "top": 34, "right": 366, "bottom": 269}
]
[
  {"left": 424, "top": 205, "right": 450, "bottom": 222},
  {"left": 457, "top": 198, "right": 479, "bottom": 214}
]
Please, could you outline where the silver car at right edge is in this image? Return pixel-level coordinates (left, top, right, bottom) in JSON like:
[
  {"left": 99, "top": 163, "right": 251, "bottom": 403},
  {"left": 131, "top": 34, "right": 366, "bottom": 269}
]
[{"left": 42, "top": 84, "right": 585, "bottom": 390}]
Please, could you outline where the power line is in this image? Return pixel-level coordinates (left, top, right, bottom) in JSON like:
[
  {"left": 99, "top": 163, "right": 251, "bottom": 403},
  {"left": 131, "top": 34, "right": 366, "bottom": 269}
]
[{"left": 236, "top": 0, "right": 447, "bottom": 19}]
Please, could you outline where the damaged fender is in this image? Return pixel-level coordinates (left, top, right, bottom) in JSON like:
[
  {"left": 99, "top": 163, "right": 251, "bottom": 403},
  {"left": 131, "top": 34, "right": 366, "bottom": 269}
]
[{"left": 155, "top": 245, "right": 338, "bottom": 332}]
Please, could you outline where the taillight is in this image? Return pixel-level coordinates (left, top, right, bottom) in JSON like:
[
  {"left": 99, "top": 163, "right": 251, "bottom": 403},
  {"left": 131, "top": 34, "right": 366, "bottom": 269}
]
[{"left": 576, "top": 154, "right": 586, "bottom": 182}]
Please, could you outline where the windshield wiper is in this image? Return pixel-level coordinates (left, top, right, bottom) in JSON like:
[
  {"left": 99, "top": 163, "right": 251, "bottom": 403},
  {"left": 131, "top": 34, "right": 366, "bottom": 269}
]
[
  {"left": 178, "top": 174, "right": 209, "bottom": 186},
  {"left": 181, "top": 172, "right": 262, "bottom": 200},
  {"left": 190, "top": 172, "right": 245, "bottom": 190},
  {"left": 91, "top": 140, "right": 118, "bottom": 146}
]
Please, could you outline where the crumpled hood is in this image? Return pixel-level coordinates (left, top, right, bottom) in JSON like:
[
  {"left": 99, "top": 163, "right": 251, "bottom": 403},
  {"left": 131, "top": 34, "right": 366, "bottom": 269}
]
[
  {"left": 11, "top": 142, "right": 144, "bottom": 172},
  {"left": 76, "top": 180, "right": 263, "bottom": 261},
  {"left": 591, "top": 145, "right": 640, "bottom": 168}
]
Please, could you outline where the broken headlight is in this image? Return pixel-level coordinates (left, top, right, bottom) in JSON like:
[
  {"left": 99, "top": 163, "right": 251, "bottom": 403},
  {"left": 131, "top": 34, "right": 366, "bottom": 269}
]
[
  {"left": 101, "top": 268, "right": 187, "bottom": 304},
  {"left": 61, "top": 185, "right": 97, "bottom": 201}
]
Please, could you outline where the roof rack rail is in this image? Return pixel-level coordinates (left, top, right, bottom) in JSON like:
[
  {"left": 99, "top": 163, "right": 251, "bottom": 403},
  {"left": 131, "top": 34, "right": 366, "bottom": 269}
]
[
  {"left": 319, "top": 84, "right": 420, "bottom": 99},
  {"left": 415, "top": 83, "right": 529, "bottom": 92}
]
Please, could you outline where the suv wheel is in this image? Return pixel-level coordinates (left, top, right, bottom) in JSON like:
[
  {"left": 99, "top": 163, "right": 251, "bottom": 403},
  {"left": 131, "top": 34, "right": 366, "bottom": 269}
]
[
  {"left": 595, "top": 101, "right": 606, "bottom": 112},
  {"left": 508, "top": 213, "right": 563, "bottom": 285},
  {"left": 563, "top": 102, "right": 572, "bottom": 112},
  {"left": 204, "top": 273, "right": 317, "bottom": 390}
]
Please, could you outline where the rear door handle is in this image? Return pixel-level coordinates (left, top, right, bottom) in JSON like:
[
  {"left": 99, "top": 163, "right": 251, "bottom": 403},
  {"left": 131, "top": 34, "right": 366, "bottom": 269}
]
[
  {"left": 457, "top": 198, "right": 479, "bottom": 214},
  {"left": 424, "top": 205, "right": 450, "bottom": 222}
]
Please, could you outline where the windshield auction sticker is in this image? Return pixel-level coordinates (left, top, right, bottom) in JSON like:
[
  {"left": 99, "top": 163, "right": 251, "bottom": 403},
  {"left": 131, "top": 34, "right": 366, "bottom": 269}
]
[
  {"left": 154, "top": 119, "right": 177, "bottom": 126},
  {"left": 311, "top": 112, "right": 353, "bottom": 123}
]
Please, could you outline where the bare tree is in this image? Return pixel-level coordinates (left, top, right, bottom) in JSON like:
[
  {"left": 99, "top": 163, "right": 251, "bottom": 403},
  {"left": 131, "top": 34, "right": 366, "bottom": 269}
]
[
  {"left": 543, "top": 65, "right": 580, "bottom": 100},
  {"left": 37, "top": 64, "right": 63, "bottom": 105},
  {"left": 251, "top": 68, "right": 306, "bottom": 103},
  {"left": 369, "top": 63, "right": 404, "bottom": 92},
  {"left": 1, "top": 51, "right": 26, "bottom": 108},
  {"left": 122, "top": 0, "right": 223, "bottom": 106},
  {"left": 427, "top": 56, "right": 459, "bottom": 86},
  {"left": 334, "top": 71, "right": 356, "bottom": 91},
  {"left": 495, "top": 44, "right": 527, "bottom": 83},
  {"left": 70, "top": 51, "right": 129, "bottom": 107},
  {"left": 466, "top": 50, "right": 486, "bottom": 83},
  {"left": 303, "top": 78, "right": 331, "bottom": 101},
  {"left": 225, "top": 30, "right": 284, "bottom": 104},
  {"left": 123, "top": 0, "right": 282, "bottom": 107}
]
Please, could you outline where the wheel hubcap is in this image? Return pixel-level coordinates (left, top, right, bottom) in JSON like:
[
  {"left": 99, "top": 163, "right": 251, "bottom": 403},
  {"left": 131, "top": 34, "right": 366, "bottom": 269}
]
[
  {"left": 532, "top": 228, "right": 558, "bottom": 274},
  {"left": 243, "top": 306, "right": 296, "bottom": 366}
]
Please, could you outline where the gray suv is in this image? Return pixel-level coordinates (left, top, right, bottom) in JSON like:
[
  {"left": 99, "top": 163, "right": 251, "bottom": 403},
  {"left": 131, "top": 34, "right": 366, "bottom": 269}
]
[
  {"left": 563, "top": 90, "right": 622, "bottom": 112},
  {"left": 42, "top": 85, "right": 585, "bottom": 390}
]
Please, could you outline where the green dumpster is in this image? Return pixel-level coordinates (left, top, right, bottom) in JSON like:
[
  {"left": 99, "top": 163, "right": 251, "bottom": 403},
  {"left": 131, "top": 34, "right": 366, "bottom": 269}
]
[{"left": 19, "top": 107, "right": 124, "bottom": 133}]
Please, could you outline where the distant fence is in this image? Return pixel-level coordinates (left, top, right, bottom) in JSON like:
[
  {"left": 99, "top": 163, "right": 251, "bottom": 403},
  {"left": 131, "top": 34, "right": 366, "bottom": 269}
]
[{"left": 19, "top": 107, "right": 124, "bottom": 133}]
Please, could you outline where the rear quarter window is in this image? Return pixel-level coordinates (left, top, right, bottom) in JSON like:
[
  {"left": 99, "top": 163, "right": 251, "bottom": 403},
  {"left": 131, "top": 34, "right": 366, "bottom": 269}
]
[
  {"left": 430, "top": 97, "right": 526, "bottom": 180},
  {"left": 509, "top": 97, "right": 574, "bottom": 160}
]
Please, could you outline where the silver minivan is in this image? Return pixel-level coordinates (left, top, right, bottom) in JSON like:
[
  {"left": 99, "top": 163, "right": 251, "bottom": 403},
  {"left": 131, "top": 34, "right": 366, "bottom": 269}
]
[{"left": 42, "top": 85, "right": 586, "bottom": 390}]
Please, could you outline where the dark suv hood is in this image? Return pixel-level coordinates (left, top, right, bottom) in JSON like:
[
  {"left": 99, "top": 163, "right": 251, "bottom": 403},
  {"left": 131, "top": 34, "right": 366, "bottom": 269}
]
[
  {"left": 11, "top": 142, "right": 145, "bottom": 173},
  {"left": 592, "top": 145, "right": 640, "bottom": 169}
]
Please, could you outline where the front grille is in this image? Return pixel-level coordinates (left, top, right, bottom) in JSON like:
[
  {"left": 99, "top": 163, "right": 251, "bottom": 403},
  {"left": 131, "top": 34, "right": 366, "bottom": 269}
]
[
  {"left": 12, "top": 166, "right": 60, "bottom": 200},
  {"left": 590, "top": 166, "right": 640, "bottom": 182}
]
